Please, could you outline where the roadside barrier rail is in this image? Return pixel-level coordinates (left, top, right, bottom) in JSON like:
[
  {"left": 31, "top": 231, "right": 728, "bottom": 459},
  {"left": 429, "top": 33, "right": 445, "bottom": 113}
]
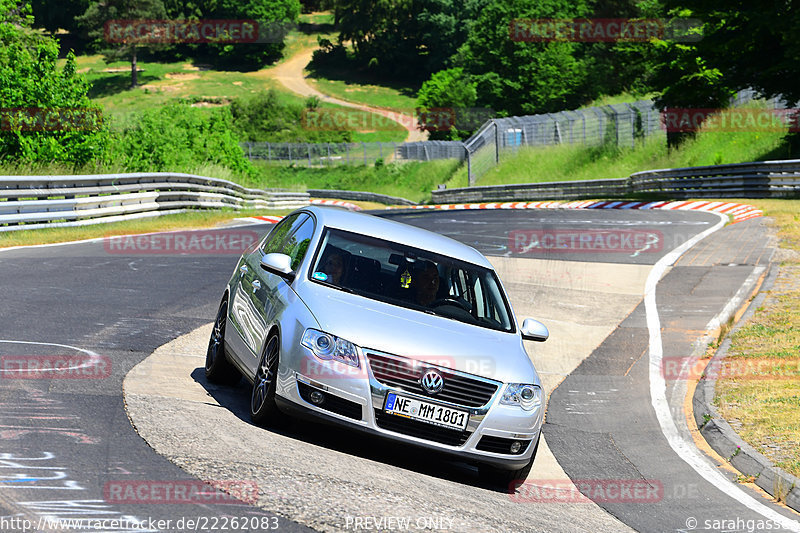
[
  {"left": 432, "top": 160, "right": 800, "bottom": 203},
  {"left": 0, "top": 172, "right": 310, "bottom": 232}
]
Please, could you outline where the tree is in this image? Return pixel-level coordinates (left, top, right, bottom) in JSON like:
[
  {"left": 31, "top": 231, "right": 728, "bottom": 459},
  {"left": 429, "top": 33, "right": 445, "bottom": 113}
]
[
  {"left": 416, "top": 68, "right": 480, "bottom": 140},
  {"left": 333, "top": 0, "right": 487, "bottom": 79},
  {"left": 648, "top": 8, "right": 733, "bottom": 147},
  {"left": 454, "top": 0, "right": 591, "bottom": 116},
  {"left": 0, "top": 0, "right": 108, "bottom": 165},
  {"left": 666, "top": 0, "right": 800, "bottom": 105},
  {"left": 77, "top": 0, "right": 168, "bottom": 88},
  {"left": 204, "top": 0, "right": 301, "bottom": 69}
]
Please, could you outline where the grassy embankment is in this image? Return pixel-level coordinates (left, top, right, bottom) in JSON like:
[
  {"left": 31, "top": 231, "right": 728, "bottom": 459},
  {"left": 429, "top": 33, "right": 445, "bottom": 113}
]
[{"left": 713, "top": 200, "right": 800, "bottom": 481}]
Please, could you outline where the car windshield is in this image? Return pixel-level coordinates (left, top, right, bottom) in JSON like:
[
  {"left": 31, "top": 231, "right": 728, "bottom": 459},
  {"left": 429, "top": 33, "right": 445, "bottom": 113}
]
[{"left": 309, "top": 228, "right": 514, "bottom": 333}]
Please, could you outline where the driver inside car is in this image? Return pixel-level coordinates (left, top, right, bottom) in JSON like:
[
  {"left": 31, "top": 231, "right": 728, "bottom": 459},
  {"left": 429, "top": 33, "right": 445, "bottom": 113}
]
[{"left": 412, "top": 260, "right": 440, "bottom": 306}]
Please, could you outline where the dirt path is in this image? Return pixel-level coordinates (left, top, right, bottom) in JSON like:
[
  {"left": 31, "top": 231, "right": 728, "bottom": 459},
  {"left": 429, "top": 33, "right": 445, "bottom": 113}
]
[{"left": 271, "top": 48, "right": 428, "bottom": 142}]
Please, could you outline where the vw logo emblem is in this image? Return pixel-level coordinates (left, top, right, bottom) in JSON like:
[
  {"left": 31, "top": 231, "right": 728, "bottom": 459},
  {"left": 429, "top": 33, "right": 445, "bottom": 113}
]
[{"left": 420, "top": 369, "right": 444, "bottom": 395}]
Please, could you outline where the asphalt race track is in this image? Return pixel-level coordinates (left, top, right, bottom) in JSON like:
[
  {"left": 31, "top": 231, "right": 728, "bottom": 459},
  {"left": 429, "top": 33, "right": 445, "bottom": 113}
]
[{"left": 1, "top": 208, "right": 798, "bottom": 533}]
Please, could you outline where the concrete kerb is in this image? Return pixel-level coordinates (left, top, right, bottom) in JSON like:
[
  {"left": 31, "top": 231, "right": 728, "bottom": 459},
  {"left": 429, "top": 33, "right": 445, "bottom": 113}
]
[{"left": 692, "top": 264, "right": 800, "bottom": 512}]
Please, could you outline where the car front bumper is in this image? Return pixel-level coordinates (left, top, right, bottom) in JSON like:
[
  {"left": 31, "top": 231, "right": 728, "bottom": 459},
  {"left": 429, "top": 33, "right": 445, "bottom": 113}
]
[{"left": 274, "top": 347, "right": 544, "bottom": 470}]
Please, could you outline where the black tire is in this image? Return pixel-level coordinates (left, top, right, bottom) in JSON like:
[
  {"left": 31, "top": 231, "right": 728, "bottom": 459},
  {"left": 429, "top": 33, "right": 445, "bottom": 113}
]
[
  {"left": 478, "top": 433, "right": 540, "bottom": 490},
  {"left": 250, "top": 333, "right": 283, "bottom": 426},
  {"left": 205, "top": 298, "right": 240, "bottom": 385}
]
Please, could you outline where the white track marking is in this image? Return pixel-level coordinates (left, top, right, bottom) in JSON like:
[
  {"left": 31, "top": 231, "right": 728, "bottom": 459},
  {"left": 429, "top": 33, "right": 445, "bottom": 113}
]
[
  {"left": 0, "top": 340, "right": 103, "bottom": 374},
  {"left": 645, "top": 213, "right": 800, "bottom": 531}
]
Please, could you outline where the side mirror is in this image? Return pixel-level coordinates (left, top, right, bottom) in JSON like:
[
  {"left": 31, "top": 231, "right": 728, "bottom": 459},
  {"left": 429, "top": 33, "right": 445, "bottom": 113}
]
[
  {"left": 521, "top": 318, "right": 549, "bottom": 342},
  {"left": 260, "top": 253, "right": 295, "bottom": 283}
]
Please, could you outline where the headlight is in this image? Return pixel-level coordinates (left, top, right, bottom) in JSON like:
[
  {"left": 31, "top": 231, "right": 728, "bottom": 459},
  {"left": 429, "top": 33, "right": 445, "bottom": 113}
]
[
  {"left": 500, "top": 383, "right": 543, "bottom": 411},
  {"left": 301, "top": 329, "right": 360, "bottom": 367}
]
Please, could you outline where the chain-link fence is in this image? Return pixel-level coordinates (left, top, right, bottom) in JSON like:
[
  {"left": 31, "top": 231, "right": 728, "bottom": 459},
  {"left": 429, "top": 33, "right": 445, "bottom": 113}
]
[
  {"left": 243, "top": 90, "right": 785, "bottom": 184},
  {"left": 242, "top": 140, "right": 467, "bottom": 166}
]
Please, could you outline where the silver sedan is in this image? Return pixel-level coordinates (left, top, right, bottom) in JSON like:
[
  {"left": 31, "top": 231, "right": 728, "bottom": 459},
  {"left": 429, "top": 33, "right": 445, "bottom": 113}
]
[{"left": 205, "top": 206, "right": 550, "bottom": 485}]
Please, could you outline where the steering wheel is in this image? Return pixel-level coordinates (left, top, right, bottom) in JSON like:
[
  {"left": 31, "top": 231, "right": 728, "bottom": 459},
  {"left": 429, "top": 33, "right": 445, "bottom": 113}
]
[{"left": 430, "top": 297, "right": 471, "bottom": 312}]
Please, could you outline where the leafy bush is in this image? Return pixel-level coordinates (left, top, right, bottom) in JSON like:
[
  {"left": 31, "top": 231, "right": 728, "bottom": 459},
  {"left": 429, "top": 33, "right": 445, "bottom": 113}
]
[
  {"left": 230, "top": 90, "right": 352, "bottom": 143},
  {"left": 0, "top": 1, "right": 109, "bottom": 166},
  {"left": 111, "top": 102, "right": 253, "bottom": 175}
]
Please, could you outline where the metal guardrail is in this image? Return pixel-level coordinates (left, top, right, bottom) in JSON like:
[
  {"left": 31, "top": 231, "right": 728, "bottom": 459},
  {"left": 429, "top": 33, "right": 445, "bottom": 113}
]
[
  {"left": 307, "top": 189, "right": 416, "bottom": 206},
  {"left": 629, "top": 160, "right": 800, "bottom": 198},
  {"left": 0, "top": 173, "right": 310, "bottom": 232},
  {"left": 432, "top": 160, "right": 800, "bottom": 203}
]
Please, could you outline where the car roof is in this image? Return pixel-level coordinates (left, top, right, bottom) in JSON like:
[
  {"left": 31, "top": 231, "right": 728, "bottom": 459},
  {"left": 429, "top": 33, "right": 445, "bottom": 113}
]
[{"left": 300, "top": 205, "right": 493, "bottom": 269}]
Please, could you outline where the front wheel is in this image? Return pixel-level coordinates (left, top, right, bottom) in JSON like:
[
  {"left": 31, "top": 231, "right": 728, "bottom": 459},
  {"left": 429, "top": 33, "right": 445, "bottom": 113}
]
[
  {"left": 250, "top": 334, "right": 283, "bottom": 426},
  {"left": 205, "top": 298, "right": 240, "bottom": 385},
  {"left": 478, "top": 433, "right": 540, "bottom": 490}
]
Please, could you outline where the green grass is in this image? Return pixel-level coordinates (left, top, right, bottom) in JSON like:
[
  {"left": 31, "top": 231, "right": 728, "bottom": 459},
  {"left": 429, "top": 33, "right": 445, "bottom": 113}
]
[
  {"left": 713, "top": 200, "right": 800, "bottom": 481},
  {"left": 445, "top": 125, "right": 795, "bottom": 189},
  {"left": 68, "top": 53, "right": 406, "bottom": 142},
  {"left": 307, "top": 72, "right": 419, "bottom": 111},
  {"left": 0, "top": 208, "right": 292, "bottom": 248},
  {"left": 249, "top": 159, "right": 460, "bottom": 203},
  {"left": 581, "top": 91, "right": 657, "bottom": 108}
]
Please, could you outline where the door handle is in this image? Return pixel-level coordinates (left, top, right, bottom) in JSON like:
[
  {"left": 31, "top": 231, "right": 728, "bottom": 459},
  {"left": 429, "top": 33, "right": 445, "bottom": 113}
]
[
  {"left": 252, "top": 280, "right": 261, "bottom": 292},
  {"left": 240, "top": 265, "right": 248, "bottom": 275}
]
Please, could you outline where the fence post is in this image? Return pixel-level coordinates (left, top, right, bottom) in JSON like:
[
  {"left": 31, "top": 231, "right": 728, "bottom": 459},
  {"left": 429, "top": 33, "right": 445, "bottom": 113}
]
[
  {"left": 362, "top": 143, "right": 367, "bottom": 165},
  {"left": 346, "top": 144, "right": 350, "bottom": 164},
  {"left": 289, "top": 145, "right": 293, "bottom": 164},
  {"left": 247, "top": 142, "right": 252, "bottom": 159},
  {"left": 268, "top": 143, "right": 272, "bottom": 162},
  {"left": 466, "top": 146, "right": 473, "bottom": 186},
  {"left": 494, "top": 120, "right": 500, "bottom": 164},
  {"left": 307, "top": 144, "right": 312, "bottom": 167},
  {"left": 582, "top": 112, "right": 586, "bottom": 144}
]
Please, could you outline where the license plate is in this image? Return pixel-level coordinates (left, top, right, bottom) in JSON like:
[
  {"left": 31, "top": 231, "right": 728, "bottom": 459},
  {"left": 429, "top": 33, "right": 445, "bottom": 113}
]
[{"left": 384, "top": 392, "right": 469, "bottom": 431}]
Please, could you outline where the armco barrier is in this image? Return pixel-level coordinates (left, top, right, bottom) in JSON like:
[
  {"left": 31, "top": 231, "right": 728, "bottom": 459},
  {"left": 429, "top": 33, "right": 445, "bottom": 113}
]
[
  {"left": 307, "top": 189, "right": 416, "bottom": 206},
  {"left": 0, "top": 173, "right": 309, "bottom": 232},
  {"left": 629, "top": 160, "right": 800, "bottom": 198},
  {"left": 431, "top": 178, "right": 629, "bottom": 203},
  {"left": 432, "top": 159, "right": 800, "bottom": 203}
]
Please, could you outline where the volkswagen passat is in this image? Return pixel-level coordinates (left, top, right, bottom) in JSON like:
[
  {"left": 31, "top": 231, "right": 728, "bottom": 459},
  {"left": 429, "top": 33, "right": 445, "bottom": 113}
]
[{"left": 206, "top": 206, "right": 550, "bottom": 484}]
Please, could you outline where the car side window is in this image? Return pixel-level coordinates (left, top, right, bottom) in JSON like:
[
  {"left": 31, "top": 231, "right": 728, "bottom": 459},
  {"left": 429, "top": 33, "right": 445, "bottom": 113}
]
[
  {"left": 261, "top": 213, "right": 308, "bottom": 255},
  {"left": 282, "top": 216, "right": 315, "bottom": 270}
]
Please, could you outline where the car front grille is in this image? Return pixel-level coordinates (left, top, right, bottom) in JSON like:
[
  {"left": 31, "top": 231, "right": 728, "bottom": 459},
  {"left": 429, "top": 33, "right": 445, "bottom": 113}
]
[
  {"left": 366, "top": 352, "right": 499, "bottom": 408},
  {"left": 373, "top": 410, "right": 471, "bottom": 446}
]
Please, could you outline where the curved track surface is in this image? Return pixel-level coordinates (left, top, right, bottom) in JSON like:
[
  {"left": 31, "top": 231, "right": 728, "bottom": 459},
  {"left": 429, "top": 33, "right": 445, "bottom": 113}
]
[{"left": 0, "top": 209, "right": 798, "bottom": 533}]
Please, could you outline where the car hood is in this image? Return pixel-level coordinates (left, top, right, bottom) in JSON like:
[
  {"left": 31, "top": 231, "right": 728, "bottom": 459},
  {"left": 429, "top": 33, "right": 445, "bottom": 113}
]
[{"left": 295, "top": 284, "right": 540, "bottom": 385}]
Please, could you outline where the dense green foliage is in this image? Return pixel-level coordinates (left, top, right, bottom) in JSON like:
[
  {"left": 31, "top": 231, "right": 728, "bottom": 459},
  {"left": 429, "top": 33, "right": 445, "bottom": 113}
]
[
  {"left": 111, "top": 102, "right": 252, "bottom": 175},
  {"left": 0, "top": 1, "right": 109, "bottom": 165},
  {"left": 230, "top": 90, "right": 351, "bottom": 143},
  {"left": 416, "top": 68, "right": 478, "bottom": 140}
]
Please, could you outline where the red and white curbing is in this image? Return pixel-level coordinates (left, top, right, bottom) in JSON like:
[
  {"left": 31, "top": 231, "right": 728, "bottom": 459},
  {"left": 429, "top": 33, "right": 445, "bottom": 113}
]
[
  {"left": 310, "top": 199, "right": 362, "bottom": 211},
  {"left": 390, "top": 200, "right": 763, "bottom": 224},
  {"left": 248, "top": 200, "right": 762, "bottom": 225}
]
